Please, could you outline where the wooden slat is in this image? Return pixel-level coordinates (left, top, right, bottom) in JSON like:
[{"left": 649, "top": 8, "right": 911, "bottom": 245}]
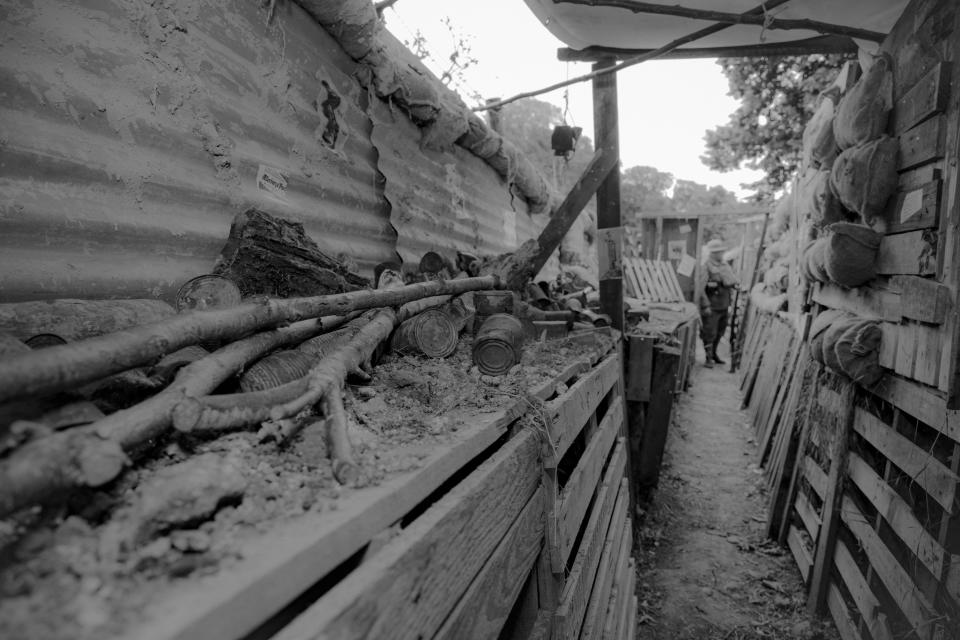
[
  {"left": 580, "top": 514, "right": 630, "bottom": 640},
  {"left": 892, "top": 275, "right": 951, "bottom": 324},
  {"left": 611, "top": 560, "right": 636, "bottom": 640},
  {"left": 826, "top": 583, "right": 864, "bottom": 640},
  {"left": 626, "top": 336, "right": 654, "bottom": 402},
  {"left": 833, "top": 541, "right": 894, "bottom": 640},
  {"left": 898, "top": 113, "right": 945, "bottom": 171},
  {"left": 558, "top": 403, "right": 624, "bottom": 561},
  {"left": 787, "top": 524, "right": 813, "bottom": 582},
  {"left": 795, "top": 490, "right": 822, "bottom": 538},
  {"left": 274, "top": 430, "right": 542, "bottom": 640},
  {"left": 134, "top": 397, "right": 528, "bottom": 640},
  {"left": 885, "top": 180, "right": 942, "bottom": 234},
  {"left": 635, "top": 346, "right": 680, "bottom": 489},
  {"left": 876, "top": 230, "right": 938, "bottom": 276},
  {"left": 812, "top": 282, "right": 901, "bottom": 322},
  {"left": 840, "top": 495, "right": 937, "bottom": 637},
  {"left": 914, "top": 323, "right": 941, "bottom": 386},
  {"left": 546, "top": 353, "right": 621, "bottom": 464},
  {"left": 878, "top": 322, "right": 898, "bottom": 369},
  {"left": 895, "top": 320, "right": 918, "bottom": 378},
  {"left": 847, "top": 452, "right": 946, "bottom": 578},
  {"left": 808, "top": 382, "right": 854, "bottom": 616},
  {"left": 435, "top": 487, "right": 546, "bottom": 640},
  {"left": 554, "top": 478, "right": 627, "bottom": 640},
  {"left": 865, "top": 373, "right": 959, "bottom": 443},
  {"left": 531, "top": 360, "right": 590, "bottom": 401},
  {"left": 662, "top": 261, "right": 684, "bottom": 300},
  {"left": 853, "top": 407, "right": 958, "bottom": 513},
  {"left": 628, "top": 260, "right": 651, "bottom": 300},
  {"left": 892, "top": 62, "right": 951, "bottom": 135},
  {"left": 804, "top": 456, "right": 829, "bottom": 499}
]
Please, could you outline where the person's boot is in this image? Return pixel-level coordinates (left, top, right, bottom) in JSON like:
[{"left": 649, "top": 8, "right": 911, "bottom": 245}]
[
  {"left": 704, "top": 346, "right": 714, "bottom": 368},
  {"left": 712, "top": 346, "right": 726, "bottom": 365}
]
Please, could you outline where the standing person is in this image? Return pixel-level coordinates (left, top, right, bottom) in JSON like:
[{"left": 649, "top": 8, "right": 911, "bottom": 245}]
[{"left": 699, "top": 239, "right": 739, "bottom": 368}]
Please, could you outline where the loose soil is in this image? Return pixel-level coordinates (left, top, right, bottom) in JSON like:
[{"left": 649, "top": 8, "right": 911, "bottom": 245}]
[
  {"left": 0, "top": 330, "right": 611, "bottom": 640},
  {"left": 633, "top": 343, "right": 840, "bottom": 640}
]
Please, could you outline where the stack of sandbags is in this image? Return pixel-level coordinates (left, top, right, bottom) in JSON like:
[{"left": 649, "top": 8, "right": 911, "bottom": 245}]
[
  {"left": 749, "top": 281, "right": 787, "bottom": 313},
  {"left": 809, "top": 309, "right": 884, "bottom": 386},
  {"left": 801, "top": 222, "right": 881, "bottom": 288},
  {"left": 830, "top": 54, "right": 898, "bottom": 226}
]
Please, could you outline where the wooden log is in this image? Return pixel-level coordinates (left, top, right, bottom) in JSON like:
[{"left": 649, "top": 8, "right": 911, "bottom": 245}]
[
  {"left": 214, "top": 208, "right": 369, "bottom": 297},
  {"left": 324, "top": 388, "right": 359, "bottom": 485},
  {"left": 0, "top": 298, "right": 175, "bottom": 342},
  {"left": 0, "top": 276, "right": 499, "bottom": 403},
  {"left": 0, "top": 317, "right": 336, "bottom": 517}
]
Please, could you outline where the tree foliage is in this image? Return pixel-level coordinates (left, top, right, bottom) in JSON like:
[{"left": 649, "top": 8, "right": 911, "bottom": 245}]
[{"left": 702, "top": 54, "right": 852, "bottom": 200}]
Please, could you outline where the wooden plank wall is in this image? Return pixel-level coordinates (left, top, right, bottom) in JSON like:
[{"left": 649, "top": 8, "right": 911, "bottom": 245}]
[{"left": 808, "top": 0, "right": 960, "bottom": 408}]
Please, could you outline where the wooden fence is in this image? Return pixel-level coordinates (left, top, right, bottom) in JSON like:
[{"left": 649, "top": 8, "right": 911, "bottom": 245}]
[
  {"left": 117, "top": 333, "right": 635, "bottom": 640},
  {"left": 742, "top": 308, "right": 960, "bottom": 640}
]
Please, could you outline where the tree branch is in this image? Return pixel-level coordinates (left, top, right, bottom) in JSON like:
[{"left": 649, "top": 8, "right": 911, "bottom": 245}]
[{"left": 554, "top": 0, "right": 885, "bottom": 43}]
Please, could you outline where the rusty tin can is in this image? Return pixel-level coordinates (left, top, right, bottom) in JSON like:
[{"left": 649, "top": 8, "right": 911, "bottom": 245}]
[
  {"left": 472, "top": 290, "right": 514, "bottom": 334},
  {"left": 391, "top": 308, "right": 459, "bottom": 358},
  {"left": 472, "top": 313, "right": 523, "bottom": 376},
  {"left": 175, "top": 274, "right": 242, "bottom": 312},
  {"left": 239, "top": 350, "right": 314, "bottom": 392}
]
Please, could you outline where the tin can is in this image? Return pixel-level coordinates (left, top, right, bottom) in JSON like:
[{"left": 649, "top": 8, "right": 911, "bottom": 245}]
[
  {"left": 472, "top": 290, "right": 514, "bottom": 334},
  {"left": 472, "top": 313, "right": 523, "bottom": 376},
  {"left": 239, "top": 350, "right": 314, "bottom": 392},
  {"left": 391, "top": 308, "right": 459, "bottom": 358},
  {"left": 175, "top": 274, "right": 242, "bottom": 312}
]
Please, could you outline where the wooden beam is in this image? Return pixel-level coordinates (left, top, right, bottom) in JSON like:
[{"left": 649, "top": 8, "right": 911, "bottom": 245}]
[
  {"left": 557, "top": 35, "right": 859, "bottom": 62},
  {"left": 807, "top": 380, "right": 855, "bottom": 616},
  {"left": 520, "top": 145, "right": 619, "bottom": 289},
  {"left": 593, "top": 59, "right": 624, "bottom": 331},
  {"left": 554, "top": 0, "right": 885, "bottom": 42}
]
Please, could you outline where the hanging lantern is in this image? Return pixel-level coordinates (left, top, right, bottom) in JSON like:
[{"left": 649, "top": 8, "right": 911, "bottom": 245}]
[{"left": 551, "top": 125, "right": 582, "bottom": 157}]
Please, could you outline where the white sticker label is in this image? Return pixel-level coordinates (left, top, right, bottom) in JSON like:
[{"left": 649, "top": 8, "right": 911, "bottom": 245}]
[
  {"left": 667, "top": 239, "right": 686, "bottom": 260},
  {"left": 257, "top": 164, "right": 288, "bottom": 201},
  {"left": 677, "top": 253, "right": 696, "bottom": 278},
  {"left": 899, "top": 188, "right": 923, "bottom": 223},
  {"left": 598, "top": 227, "right": 623, "bottom": 280},
  {"left": 679, "top": 223, "right": 692, "bottom": 234}
]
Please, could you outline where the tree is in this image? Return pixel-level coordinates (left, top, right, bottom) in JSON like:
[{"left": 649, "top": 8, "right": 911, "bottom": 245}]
[
  {"left": 621, "top": 165, "right": 672, "bottom": 223},
  {"left": 701, "top": 54, "right": 852, "bottom": 200}
]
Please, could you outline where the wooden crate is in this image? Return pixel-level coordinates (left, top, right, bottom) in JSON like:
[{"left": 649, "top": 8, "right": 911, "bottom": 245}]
[{"left": 110, "top": 334, "right": 634, "bottom": 640}]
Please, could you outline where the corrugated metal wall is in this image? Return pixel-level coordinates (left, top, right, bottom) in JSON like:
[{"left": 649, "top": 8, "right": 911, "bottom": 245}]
[
  {"left": 371, "top": 99, "right": 555, "bottom": 272},
  {"left": 0, "top": 0, "right": 398, "bottom": 302},
  {"left": 0, "top": 0, "right": 573, "bottom": 304}
]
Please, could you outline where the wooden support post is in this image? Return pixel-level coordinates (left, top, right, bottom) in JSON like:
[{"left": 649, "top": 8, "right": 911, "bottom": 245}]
[
  {"left": 635, "top": 346, "right": 680, "bottom": 492},
  {"left": 592, "top": 58, "right": 623, "bottom": 331},
  {"left": 807, "top": 381, "right": 855, "bottom": 616}
]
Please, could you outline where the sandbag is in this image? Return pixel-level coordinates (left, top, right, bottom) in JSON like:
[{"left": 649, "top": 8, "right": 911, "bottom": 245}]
[
  {"left": 822, "top": 223, "right": 881, "bottom": 288},
  {"left": 798, "top": 168, "right": 846, "bottom": 229},
  {"left": 802, "top": 90, "right": 840, "bottom": 168},
  {"left": 770, "top": 192, "right": 794, "bottom": 236},
  {"left": 835, "top": 319, "right": 884, "bottom": 386},
  {"left": 830, "top": 136, "right": 899, "bottom": 224},
  {"left": 821, "top": 316, "right": 858, "bottom": 372},
  {"left": 809, "top": 309, "right": 849, "bottom": 364},
  {"left": 801, "top": 238, "right": 832, "bottom": 284},
  {"left": 833, "top": 54, "right": 893, "bottom": 149}
]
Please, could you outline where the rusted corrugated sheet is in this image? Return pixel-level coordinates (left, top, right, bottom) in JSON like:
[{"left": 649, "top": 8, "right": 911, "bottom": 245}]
[
  {"left": 370, "top": 99, "right": 557, "bottom": 273},
  {"left": 0, "top": 0, "right": 394, "bottom": 302}
]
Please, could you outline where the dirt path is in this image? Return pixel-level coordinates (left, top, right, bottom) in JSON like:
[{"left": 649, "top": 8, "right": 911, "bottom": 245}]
[{"left": 633, "top": 344, "right": 837, "bottom": 640}]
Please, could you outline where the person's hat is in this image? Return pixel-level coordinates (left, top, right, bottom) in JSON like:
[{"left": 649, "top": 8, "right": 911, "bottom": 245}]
[{"left": 705, "top": 239, "right": 727, "bottom": 253}]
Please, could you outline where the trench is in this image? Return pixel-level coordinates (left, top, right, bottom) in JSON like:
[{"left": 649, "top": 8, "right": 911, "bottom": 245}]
[{"left": 632, "top": 341, "right": 839, "bottom": 640}]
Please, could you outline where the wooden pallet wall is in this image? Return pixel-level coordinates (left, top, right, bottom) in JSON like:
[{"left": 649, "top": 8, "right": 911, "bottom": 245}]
[{"left": 808, "top": 0, "right": 960, "bottom": 408}]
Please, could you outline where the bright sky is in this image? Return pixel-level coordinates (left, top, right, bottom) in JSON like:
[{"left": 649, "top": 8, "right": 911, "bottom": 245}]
[{"left": 384, "top": 0, "right": 765, "bottom": 199}]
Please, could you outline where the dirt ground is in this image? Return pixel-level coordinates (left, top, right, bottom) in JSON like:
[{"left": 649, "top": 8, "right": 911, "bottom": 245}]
[{"left": 633, "top": 341, "right": 840, "bottom": 640}]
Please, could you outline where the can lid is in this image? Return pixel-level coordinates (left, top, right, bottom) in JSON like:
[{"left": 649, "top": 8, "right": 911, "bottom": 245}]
[
  {"left": 414, "top": 310, "right": 458, "bottom": 358},
  {"left": 473, "top": 337, "right": 517, "bottom": 376}
]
